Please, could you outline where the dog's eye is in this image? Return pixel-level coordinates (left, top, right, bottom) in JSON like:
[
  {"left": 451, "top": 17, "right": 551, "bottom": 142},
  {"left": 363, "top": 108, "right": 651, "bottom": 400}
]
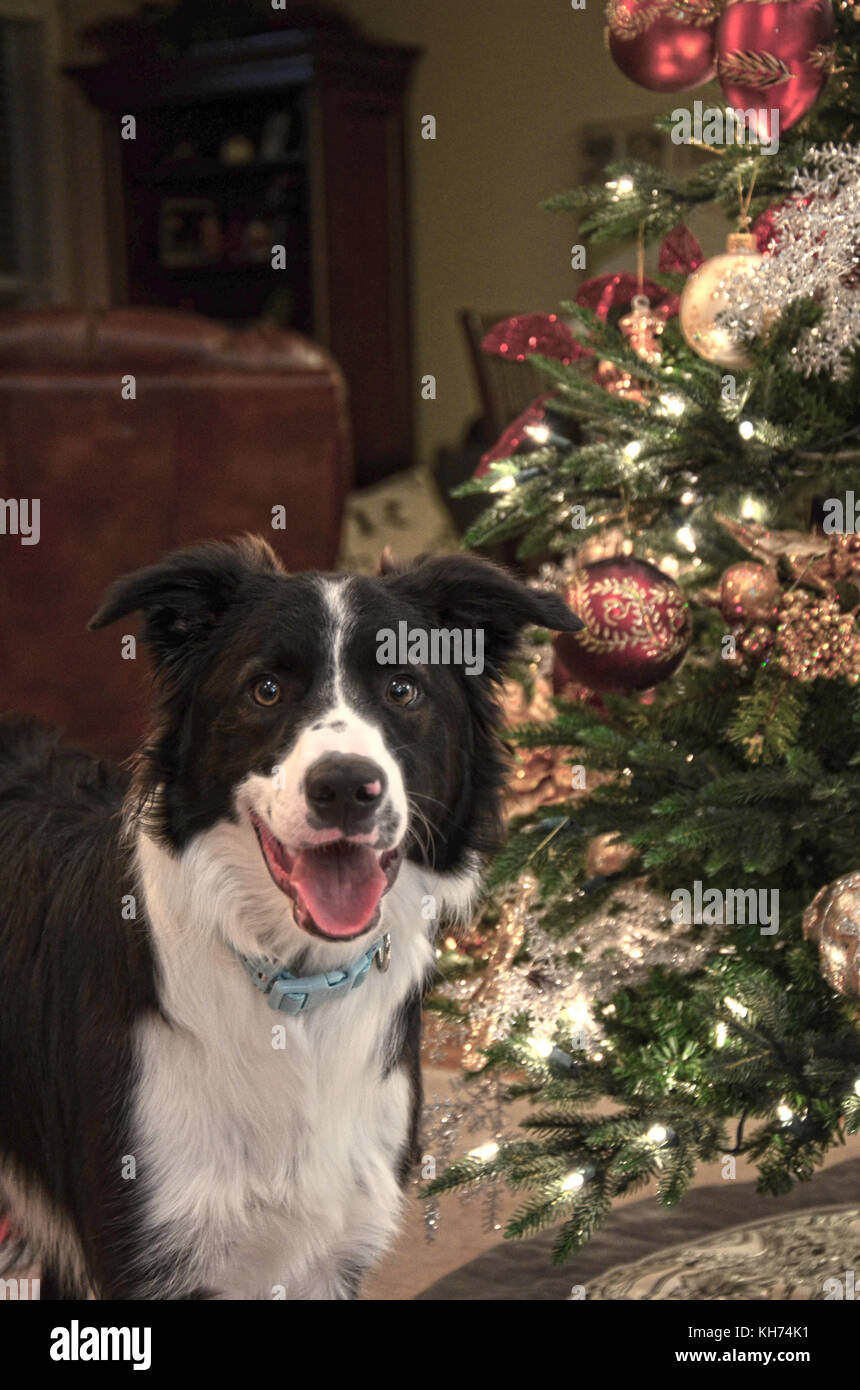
[
  {"left": 386, "top": 675, "right": 419, "bottom": 707},
  {"left": 252, "top": 677, "right": 282, "bottom": 708}
]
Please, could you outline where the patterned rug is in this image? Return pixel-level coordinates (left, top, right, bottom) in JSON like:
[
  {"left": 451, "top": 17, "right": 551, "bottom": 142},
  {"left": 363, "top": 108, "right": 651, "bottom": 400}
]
[
  {"left": 417, "top": 1157, "right": 860, "bottom": 1300},
  {"left": 587, "top": 1205, "right": 860, "bottom": 1301}
]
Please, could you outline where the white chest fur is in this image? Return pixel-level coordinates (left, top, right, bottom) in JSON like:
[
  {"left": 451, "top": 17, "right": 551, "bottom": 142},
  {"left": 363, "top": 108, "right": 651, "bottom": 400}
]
[{"left": 131, "top": 827, "right": 474, "bottom": 1299}]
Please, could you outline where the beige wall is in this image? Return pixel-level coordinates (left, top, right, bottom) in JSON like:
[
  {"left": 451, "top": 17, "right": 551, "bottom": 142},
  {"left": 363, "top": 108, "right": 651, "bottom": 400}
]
[
  {"left": 338, "top": 0, "right": 670, "bottom": 465},
  {"left": 58, "top": 0, "right": 670, "bottom": 466}
]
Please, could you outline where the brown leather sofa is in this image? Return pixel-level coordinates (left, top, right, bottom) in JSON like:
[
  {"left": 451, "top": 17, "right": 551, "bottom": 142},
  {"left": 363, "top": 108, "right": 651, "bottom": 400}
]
[{"left": 0, "top": 307, "right": 352, "bottom": 758}]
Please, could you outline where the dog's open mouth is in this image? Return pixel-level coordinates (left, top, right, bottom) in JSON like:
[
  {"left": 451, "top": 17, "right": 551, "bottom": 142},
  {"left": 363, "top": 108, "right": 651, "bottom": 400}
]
[{"left": 251, "top": 814, "right": 402, "bottom": 941}]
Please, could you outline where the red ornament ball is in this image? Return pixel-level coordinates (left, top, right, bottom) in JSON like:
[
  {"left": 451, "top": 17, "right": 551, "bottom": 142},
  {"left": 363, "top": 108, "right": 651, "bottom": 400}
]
[
  {"left": 555, "top": 557, "right": 692, "bottom": 694},
  {"left": 606, "top": 0, "right": 720, "bottom": 93},
  {"left": 717, "top": 0, "right": 836, "bottom": 143}
]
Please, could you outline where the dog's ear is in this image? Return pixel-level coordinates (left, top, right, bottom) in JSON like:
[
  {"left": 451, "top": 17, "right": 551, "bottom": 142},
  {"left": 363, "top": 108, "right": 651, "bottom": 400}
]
[
  {"left": 376, "top": 545, "right": 398, "bottom": 577},
  {"left": 388, "top": 554, "right": 584, "bottom": 679},
  {"left": 88, "top": 535, "right": 283, "bottom": 669}
]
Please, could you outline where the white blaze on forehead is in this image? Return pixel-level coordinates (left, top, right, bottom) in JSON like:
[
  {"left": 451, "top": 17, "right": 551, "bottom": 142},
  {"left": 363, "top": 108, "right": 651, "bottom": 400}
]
[{"left": 322, "top": 574, "right": 352, "bottom": 707}]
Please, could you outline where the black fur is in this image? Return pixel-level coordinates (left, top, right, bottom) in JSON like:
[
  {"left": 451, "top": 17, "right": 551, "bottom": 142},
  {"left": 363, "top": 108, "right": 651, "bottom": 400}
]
[
  {"left": 0, "top": 716, "right": 163, "bottom": 1297},
  {"left": 0, "top": 538, "right": 581, "bottom": 1298}
]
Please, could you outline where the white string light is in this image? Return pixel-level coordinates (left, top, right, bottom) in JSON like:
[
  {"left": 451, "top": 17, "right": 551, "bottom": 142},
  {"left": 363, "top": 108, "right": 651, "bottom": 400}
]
[
  {"left": 525, "top": 423, "right": 550, "bottom": 445},
  {"left": 468, "top": 1141, "right": 499, "bottom": 1162},
  {"left": 561, "top": 1170, "right": 586, "bottom": 1192},
  {"left": 677, "top": 525, "right": 697, "bottom": 553},
  {"left": 723, "top": 996, "right": 749, "bottom": 1019}
]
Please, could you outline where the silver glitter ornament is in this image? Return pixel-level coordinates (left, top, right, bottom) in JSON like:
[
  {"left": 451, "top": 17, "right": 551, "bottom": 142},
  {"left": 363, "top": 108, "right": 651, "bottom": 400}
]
[{"left": 721, "top": 144, "right": 860, "bottom": 380}]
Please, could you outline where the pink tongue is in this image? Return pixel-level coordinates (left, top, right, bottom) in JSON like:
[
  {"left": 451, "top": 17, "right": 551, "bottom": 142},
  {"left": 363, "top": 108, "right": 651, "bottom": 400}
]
[{"left": 291, "top": 845, "right": 386, "bottom": 938}]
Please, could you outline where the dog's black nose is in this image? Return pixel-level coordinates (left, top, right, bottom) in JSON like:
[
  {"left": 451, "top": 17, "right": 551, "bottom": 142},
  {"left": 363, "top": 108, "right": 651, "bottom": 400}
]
[{"left": 304, "top": 755, "right": 387, "bottom": 834}]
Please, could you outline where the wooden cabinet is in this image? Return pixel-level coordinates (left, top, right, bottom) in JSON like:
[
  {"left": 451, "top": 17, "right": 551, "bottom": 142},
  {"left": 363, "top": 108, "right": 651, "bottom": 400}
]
[{"left": 68, "top": 30, "right": 420, "bottom": 486}]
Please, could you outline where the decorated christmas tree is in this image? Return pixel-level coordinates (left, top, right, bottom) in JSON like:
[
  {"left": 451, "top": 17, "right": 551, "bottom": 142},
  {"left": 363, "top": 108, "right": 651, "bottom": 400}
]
[{"left": 425, "top": 0, "right": 860, "bottom": 1263}]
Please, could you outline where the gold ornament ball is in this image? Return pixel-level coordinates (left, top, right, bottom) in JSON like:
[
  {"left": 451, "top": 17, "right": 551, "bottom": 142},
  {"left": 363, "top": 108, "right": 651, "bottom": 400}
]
[
  {"left": 586, "top": 832, "right": 636, "bottom": 878},
  {"left": 719, "top": 562, "right": 781, "bottom": 626},
  {"left": 803, "top": 873, "right": 860, "bottom": 997},
  {"left": 575, "top": 526, "right": 632, "bottom": 567},
  {"left": 679, "top": 233, "right": 763, "bottom": 369},
  {"left": 739, "top": 621, "right": 774, "bottom": 666}
]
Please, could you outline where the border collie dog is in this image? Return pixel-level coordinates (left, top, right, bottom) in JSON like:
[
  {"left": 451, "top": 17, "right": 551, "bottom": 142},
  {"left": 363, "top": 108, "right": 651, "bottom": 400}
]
[{"left": 0, "top": 537, "right": 581, "bottom": 1299}]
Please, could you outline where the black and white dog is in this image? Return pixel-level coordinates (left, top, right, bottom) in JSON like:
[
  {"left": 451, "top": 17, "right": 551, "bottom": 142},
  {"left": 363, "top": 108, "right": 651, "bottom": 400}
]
[{"left": 0, "top": 536, "right": 581, "bottom": 1299}]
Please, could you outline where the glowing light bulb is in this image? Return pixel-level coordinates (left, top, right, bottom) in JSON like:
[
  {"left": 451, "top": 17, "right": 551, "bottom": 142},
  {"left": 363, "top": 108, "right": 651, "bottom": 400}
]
[
  {"left": 855, "top": 1079, "right": 860, "bottom": 1098},
  {"left": 777, "top": 1104, "right": 794, "bottom": 1125},
  {"left": 715, "top": 1021, "right": 728, "bottom": 1048},
  {"left": 680, "top": 490, "right": 696, "bottom": 506},
  {"left": 562, "top": 999, "right": 591, "bottom": 1027},
  {"left": 724, "top": 996, "right": 748, "bottom": 1019},
  {"left": 529, "top": 1036, "right": 554, "bottom": 1058},
  {"left": 740, "top": 495, "right": 764, "bottom": 522},
  {"left": 660, "top": 554, "right": 681, "bottom": 579},
  {"left": 739, "top": 420, "right": 755, "bottom": 440},
  {"left": 526, "top": 424, "right": 550, "bottom": 445},
  {"left": 617, "top": 176, "right": 634, "bottom": 195},
  {"left": 624, "top": 440, "right": 641, "bottom": 459},
  {"left": 647, "top": 1125, "right": 669, "bottom": 1144},
  {"left": 561, "top": 1170, "right": 586, "bottom": 1192},
  {"left": 468, "top": 1141, "right": 499, "bottom": 1162},
  {"left": 490, "top": 474, "right": 516, "bottom": 493},
  {"left": 660, "top": 393, "right": 686, "bottom": 417},
  {"left": 677, "top": 525, "right": 696, "bottom": 553}
]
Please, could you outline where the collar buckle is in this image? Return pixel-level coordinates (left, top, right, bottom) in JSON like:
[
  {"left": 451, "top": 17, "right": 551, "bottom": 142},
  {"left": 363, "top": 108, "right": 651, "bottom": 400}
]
[{"left": 375, "top": 933, "right": 392, "bottom": 973}]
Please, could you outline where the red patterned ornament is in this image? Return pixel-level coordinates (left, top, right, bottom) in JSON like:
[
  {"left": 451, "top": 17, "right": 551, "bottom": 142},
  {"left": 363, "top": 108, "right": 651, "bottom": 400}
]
[
  {"left": 606, "top": 0, "right": 721, "bottom": 92},
  {"left": 555, "top": 557, "right": 692, "bottom": 694},
  {"left": 716, "top": 0, "right": 836, "bottom": 144}
]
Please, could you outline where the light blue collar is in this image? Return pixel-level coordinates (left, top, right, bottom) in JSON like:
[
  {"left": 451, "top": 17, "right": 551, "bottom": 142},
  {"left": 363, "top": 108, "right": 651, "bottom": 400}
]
[{"left": 240, "top": 933, "right": 391, "bottom": 1015}]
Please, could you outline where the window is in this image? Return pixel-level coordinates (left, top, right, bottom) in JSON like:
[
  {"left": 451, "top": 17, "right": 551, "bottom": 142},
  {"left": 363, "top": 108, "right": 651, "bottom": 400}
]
[{"left": 0, "top": 0, "right": 61, "bottom": 305}]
